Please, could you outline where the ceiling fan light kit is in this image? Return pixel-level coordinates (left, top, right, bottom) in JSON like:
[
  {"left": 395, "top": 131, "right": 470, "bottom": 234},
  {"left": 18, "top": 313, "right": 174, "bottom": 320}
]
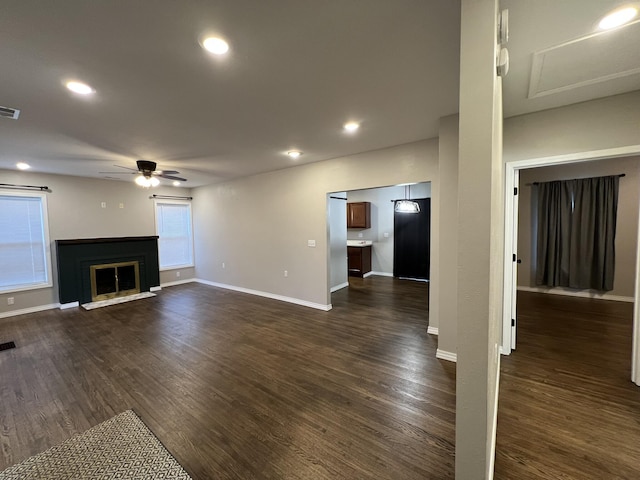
[{"left": 135, "top": 175, "right": 160, "bottom": 188}]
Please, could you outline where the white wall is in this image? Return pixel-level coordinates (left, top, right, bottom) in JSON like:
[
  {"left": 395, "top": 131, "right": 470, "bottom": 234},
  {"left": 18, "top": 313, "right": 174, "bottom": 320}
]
[
  {"left": 328, "top": 193, "right": 348, "bottom": 291},
  {"left": 346, "top": 183, "right": 431, "bottom": 275},
  {"left": 0, "top": 170, "right": 193, "bottom": 316},
  {"left": 192, "top": 139, "right": 439, "bottom": 308},
  {"left": 517, "top": 156, "right": 640, "bottom": 298}
]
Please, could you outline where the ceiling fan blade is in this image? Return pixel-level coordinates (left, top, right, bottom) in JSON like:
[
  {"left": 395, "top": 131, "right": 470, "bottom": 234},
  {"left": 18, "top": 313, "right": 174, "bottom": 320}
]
[
  {"left": 158, "top": 174, "right": 187, "bottom": 182},
  {"left": 154, "top": 170, "right": 180, "bottom": 175},
  {"left": 99, "top": 171, "right": 136, "bottom": 175},
  {"left": 111, "top": 164, "right": 139, "bottom": 172}
]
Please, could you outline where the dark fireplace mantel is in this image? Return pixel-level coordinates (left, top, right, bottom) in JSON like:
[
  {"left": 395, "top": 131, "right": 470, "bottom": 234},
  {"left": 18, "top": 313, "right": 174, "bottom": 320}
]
[{"left": 56, "top": 236, "right": 160, "bottom": 305}]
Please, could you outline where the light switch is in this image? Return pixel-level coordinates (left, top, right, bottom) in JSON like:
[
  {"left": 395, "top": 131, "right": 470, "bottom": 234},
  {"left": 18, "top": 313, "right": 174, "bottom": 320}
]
[
  {"left": 384, "top": 232, "right": 390, "bottom": 238},
  {"left": 307, "top": 240, "right": 316, "bottom": 247},
  {"left": 101, "top": 202, "right": 106, "bottom": 208}
]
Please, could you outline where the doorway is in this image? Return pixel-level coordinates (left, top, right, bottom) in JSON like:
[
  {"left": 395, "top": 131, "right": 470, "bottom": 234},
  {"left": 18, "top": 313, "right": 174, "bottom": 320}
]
[
  {"left": 327, "top": 182, "right": 431, "bottom": 298},
  {"left": 502, "top": 145, "right": 640, "bottom": 386}
]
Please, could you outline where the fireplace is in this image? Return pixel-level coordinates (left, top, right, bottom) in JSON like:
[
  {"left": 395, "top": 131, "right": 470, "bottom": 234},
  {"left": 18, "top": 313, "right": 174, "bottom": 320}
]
[
  {"left": 90, "top": 260, "right": 140, "bottom": 301},
  {"left": 56, "top": 236, "right": 159, "bottom": 306}
]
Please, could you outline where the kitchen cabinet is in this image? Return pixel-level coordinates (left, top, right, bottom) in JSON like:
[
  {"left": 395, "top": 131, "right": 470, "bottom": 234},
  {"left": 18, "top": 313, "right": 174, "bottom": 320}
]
[
  {"left": 347, "top": 202, "right": 371, "bottom": 229},
  {"left": 348, "top": 245, "right": 372, "bottom": 277}
]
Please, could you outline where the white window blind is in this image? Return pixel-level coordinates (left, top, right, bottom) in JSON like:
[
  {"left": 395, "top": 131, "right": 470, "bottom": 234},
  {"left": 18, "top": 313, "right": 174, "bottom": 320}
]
[
  {"left": 155, "top": 202, "right": 193, "bottom": 269},
  {"left": 0, "top": 194, "right": 50, "bottom": 292}
]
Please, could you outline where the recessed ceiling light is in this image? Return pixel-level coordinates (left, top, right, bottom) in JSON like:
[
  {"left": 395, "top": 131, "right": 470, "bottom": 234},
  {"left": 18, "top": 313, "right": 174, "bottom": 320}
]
[
  {"left": 202, "top": 37, "right": 230, "bottom": 55},
  {"left": 16, "top": 162, "right": 30, "bottom": 170},
  {"left": 65, "top": 81, "right": 95, "bottom": 95},
  {"left": 287, "top": 150, "right": 302, "bottom": 159},
  {"left": 599, "top": 6, "right": 638, "bottom": 30},
  {"left": 173, "top": 181, "right": 181, "bottom": 187},
  {"left": 344, "top": 122, "right": 360, "bottom": 133}
]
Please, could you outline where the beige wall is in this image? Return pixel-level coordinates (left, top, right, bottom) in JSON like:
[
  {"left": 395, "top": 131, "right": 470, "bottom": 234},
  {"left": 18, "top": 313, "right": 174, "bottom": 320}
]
[
  {"left": 517, "top": 156, "right": 640, "bottom": 298},
  {"left": 192, "top": 139, "right": 439, "bottom": 308},
  {"left": 0, "top": 170, "right": 193, "bottom": 316},
  {"left": 436, "top": 114, "right": 459, "bottom": 355},
  {"left": 504, "top": 90, "right": 640, "bottom": 163},
  {"left": 455, "top": 0, "right": 503, "bottom": 477}
]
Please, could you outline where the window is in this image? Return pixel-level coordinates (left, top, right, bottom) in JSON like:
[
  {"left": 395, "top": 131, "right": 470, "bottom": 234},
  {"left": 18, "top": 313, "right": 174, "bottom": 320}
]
[
  {"left": 155, "top": 201, "right": 194, "bottom": 269},
  {"left": 0, "top": 192, "right": 52, "bottom": 293}
]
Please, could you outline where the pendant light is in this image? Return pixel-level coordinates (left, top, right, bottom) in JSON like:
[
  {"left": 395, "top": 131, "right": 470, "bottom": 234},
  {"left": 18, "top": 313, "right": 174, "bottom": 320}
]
[{"left": 394, "top": 185, "right": 420, "bottom": 213}]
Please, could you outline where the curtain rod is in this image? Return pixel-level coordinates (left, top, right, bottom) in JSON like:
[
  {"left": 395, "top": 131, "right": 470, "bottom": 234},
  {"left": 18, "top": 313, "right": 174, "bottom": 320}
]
[
  {"left": 149, "top": 194, "right": 193, "bottom": 200},
  {"left": 0, "top": 183, "right": 50, "bottom": 192},
  {"left": 527, "top": 173, "right": 625, "bottom": 186}
]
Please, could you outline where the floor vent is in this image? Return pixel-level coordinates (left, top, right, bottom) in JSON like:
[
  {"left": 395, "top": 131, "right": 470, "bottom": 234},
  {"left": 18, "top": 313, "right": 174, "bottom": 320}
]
[
  {"left": 0, "top": 341, "right": 16, "bottom": 351},
  {"left": 0, "top": 106, "right": 20, "bottom": 120}
]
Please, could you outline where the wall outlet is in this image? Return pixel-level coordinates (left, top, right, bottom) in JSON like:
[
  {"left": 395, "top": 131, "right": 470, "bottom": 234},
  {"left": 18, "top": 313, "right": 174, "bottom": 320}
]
[
  {"left": 7, "top": 297, "right": 14, "bottom": 305},
  {"left": 222, "top": 262, "right": 225, "bottom": 269},
  {"left": 176, "top": 271, "right": 181, "bottom": 278},
  {"left": 101, "top": 202, "right": 106, "bottom": 209},
  {"left": 307, "top": 240, "right": 316, "bottom": 247},
  {"left": 384, "top": 232, "right": 390, "bottom": 238},
  {"left": 358, "top": 232, "right": 363, "bottom": 238},
  {"left": 119, "top": 203, "right": 124, "bottom": 209},
  {"left": 284, "top": 270, "right": 288, "bottom": 277}
]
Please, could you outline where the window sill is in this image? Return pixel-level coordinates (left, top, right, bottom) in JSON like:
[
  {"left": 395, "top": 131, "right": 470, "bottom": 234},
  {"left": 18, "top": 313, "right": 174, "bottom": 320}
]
[
  {"left": 159, "top": 264, "right": 194, "bottom": 272},
  {"left": 0, "top": 281, "right": 53, "bottom": 295}
]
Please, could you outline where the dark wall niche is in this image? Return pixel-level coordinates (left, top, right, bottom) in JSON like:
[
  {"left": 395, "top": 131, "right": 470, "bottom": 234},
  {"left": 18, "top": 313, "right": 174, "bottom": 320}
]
[{"left": 56, "top": 236, "right": 160, "bottom": 305}]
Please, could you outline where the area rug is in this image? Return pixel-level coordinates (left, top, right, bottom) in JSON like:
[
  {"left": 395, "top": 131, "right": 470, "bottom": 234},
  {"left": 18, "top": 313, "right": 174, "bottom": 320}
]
[
  {"left": 81, "top": 291, "right": 156, "bottom": 310},
  {"left": 0, "top": 410, "right": 191, "bottom": 479}
]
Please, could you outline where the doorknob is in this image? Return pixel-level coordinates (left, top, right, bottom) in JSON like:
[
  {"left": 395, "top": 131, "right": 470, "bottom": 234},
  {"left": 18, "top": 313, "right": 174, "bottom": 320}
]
[{"left": 517, "top": 258, "right": 522, "bottom": 264}]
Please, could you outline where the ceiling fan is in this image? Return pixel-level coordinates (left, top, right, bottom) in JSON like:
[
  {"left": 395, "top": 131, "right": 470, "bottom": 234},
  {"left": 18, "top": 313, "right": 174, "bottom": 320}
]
[{"left": 100, "top": 160, "right": 187, "bottom": 187}]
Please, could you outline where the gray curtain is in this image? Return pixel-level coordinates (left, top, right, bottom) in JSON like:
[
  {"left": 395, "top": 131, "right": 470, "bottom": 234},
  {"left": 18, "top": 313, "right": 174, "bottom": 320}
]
[{"left": 535, "top": 175, "right": 619, "bottom": 291}]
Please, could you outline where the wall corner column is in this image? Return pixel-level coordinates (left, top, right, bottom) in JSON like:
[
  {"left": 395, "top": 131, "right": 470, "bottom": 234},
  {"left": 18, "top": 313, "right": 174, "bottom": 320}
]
[{"left": 456, "top": 0, "right": 504, "bottom": 478}]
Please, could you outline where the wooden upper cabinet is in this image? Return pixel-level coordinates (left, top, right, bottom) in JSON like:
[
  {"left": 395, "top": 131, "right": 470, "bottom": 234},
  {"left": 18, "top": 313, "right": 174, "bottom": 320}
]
[{"left": 347, "top": 202, "right": 371, "bottom": 229}]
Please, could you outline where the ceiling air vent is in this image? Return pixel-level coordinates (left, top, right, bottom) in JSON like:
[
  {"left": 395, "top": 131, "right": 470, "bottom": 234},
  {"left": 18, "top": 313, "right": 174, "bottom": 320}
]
[{"left": 0, "top": 106, "right": 20, "bottom": 120}]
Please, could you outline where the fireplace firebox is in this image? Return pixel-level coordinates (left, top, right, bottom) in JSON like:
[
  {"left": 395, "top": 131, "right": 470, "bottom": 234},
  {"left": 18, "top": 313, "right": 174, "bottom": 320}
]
[{"left": 90, "top": 260, "right": 140, "bottom": 301}]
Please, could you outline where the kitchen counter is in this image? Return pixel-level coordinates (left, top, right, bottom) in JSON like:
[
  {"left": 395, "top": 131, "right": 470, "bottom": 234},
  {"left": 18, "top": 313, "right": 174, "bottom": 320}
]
[{"left": 347, "top": 240, "right": 373, "bottom": 247}]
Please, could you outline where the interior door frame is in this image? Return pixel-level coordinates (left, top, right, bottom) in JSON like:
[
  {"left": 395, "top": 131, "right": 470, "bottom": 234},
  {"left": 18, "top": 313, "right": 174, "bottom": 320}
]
[
  {"left": 501, "top": 145, "right": 640, "bottom": 386},
  {"left": 502, "top": 169, "right": 519, "bottom": 354}
]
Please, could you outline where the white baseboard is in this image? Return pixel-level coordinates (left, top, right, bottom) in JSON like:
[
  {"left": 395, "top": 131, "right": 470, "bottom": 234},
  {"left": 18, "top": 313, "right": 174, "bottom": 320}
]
[
  {"left": 436, "top": 349, "right": 457, "bottom": 362},
  {"left": 195, "top": 279, "right": 332, "bottom": 311},
  {"left": 59, "top": 301, "right": 79, "bottom": 310},
  {"left": 0, "top": 303, "right": 59, "bottom": 319},
  {"left": 330, "top": 282, "right": 349, "bottom": 293},
  {"left": 427, "top": 326, "right": 439, "bottom": 335},
  {"left": 160, "top": 278, "right": 196, "bottom": 288},
  {"left": 150, "top": 286, "right": 162, "bottom": 292},
  {"left": 363, "top": 271, "right": 374, "bottom": 278},
  {"left": 370, "top": 271, "right": 394, "bottom": 277},
  {"left": 517, "top": 285, "right": 633, "bottom": 302},
  {"left": 488, "top": 350, "right": 501, "bottom": 480}
]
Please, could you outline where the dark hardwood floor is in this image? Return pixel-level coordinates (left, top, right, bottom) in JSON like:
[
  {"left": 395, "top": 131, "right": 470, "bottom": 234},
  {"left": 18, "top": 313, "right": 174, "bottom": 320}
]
[
  {"left": 495, "top": 291, "right": 640, "bottom": 479},
  {"left": 0, "top": 276, "right": 455, "bottom": 479}
]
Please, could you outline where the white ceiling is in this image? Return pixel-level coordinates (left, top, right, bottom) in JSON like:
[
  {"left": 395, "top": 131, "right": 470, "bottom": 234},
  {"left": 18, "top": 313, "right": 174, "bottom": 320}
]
[
  {"left": 501, "top": 0, "right": 640, "bottom": 117},
  {"left": 0, "top": 1, "right": 638, "bottom": 187}
]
